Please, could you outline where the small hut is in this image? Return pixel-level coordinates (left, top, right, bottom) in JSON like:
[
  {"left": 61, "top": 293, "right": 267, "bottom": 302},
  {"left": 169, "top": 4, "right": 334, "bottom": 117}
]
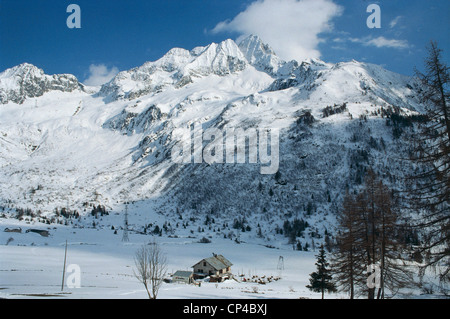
[{"left": 172, "top": 270, "right": 194, "bottom": 284}]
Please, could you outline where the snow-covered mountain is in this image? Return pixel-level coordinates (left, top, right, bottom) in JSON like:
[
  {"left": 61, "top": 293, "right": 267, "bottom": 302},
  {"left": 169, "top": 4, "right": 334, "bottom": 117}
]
[{"left": 0, "top": 35, "right": 423, "bottom": 239}]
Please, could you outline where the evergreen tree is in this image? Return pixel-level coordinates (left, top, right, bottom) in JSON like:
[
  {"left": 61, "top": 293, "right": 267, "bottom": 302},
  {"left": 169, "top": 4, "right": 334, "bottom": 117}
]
[
  {"left": 407, "top": 41, "right": 450, "bottom": 284},
  {"left": 307, "top": 245, "right": 337, "bottom": 299}
]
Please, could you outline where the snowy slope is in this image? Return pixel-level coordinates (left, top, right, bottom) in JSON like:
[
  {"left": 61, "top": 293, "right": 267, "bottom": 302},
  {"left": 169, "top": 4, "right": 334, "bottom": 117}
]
[
  {"left": 1, "top": 202, "right": 441, "bottom": 299},
  {"left": 0, "top": 35, "right": 424, "bottom": 245}
]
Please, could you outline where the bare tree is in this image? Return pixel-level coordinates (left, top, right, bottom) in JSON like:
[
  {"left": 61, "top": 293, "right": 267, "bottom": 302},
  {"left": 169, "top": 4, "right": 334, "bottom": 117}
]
[
  {"left": 332, "top": 171, "right": 414, "bottom": 298},
  {"left": 375, "top": 180, "right": 415, "bottom": 299},
  {"left": 133, "top": 240, "right": 168, "bottom": 299},
  {"left": 361, "top": 172, "right": 414, "bottom": 299},
  {"left": 331, "top": 191, "right": 366, "bottom": 299}
]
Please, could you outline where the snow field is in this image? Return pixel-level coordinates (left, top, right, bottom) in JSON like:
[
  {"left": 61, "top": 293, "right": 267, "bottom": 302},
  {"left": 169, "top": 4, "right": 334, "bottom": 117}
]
[{"left": 0, "top": 215, "right": 324, "bottom": 299}]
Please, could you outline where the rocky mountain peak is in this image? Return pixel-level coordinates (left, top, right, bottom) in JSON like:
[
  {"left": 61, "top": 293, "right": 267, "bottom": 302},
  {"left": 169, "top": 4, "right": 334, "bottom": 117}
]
[
  {"left": 237, "top": 35, "right": 283, "bottom": 75},
  {"left": 0, "top": 63, "right": 82, "bottom": 104}
]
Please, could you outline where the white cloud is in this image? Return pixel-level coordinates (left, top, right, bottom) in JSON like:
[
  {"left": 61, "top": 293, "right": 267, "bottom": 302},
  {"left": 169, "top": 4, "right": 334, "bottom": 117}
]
[
  {"left": 83, "top": 64, "right": 119, "bottom": 86},
  {"left": 389, "top": 16, "right": 402, "bottom": 28},
  {"left": 364, "top": 36, "right": 409, "bottom": 49},
  {"left": 340, "top": 36, "right": 409, "bottom": 50},
  {"left": 212, "top": 0, "right": 343, "bottom": 62}
]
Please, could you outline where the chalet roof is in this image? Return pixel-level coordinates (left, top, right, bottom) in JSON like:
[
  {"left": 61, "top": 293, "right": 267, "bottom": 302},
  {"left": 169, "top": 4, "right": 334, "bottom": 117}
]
[
  {"left": 193, "top": 254, "right": 233, "bottom": 270},
  {"left": 173, "top": 270, "right": 193, "bottom": 278}
]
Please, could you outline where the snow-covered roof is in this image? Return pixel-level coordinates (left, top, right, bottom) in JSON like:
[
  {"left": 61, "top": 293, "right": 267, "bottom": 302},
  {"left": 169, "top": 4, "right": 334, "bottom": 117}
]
[
  {"left": 173, "top": 270, "right": 193, "bottom": 278},
  {"left": 193, "top": 254, "right": 233, "bottom": 270}
]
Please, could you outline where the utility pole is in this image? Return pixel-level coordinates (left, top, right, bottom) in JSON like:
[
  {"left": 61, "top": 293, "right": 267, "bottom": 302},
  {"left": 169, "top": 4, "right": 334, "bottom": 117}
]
[
  {"left": 122, "top": 203, "right": 129, "bottom": 242},
  {"left": 61, "top": 240, "right": 68, "bottom": 291},
  {"left": 277, "top": 256, "right": 284, "bottom": 277}
]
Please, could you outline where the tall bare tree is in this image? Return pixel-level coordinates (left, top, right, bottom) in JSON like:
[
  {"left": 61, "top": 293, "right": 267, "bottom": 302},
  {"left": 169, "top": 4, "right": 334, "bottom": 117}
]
[
  {"left": 331, "top": 192, "right": 366, "bottom": 299},
  {"left": 409, "top": 41, "right": 450, "bottom": 284},
  {"left": 333, "top": 171, "right": 414, "bottom": 298},
  {"left": 134, "top": 240, "right": 168, "bottom": 299},
  {"left": 375, "top": 180, "right": 414, "bottom": 298},
  {"left": 363, "top": 172, "right": 414, "bottom": 299}
]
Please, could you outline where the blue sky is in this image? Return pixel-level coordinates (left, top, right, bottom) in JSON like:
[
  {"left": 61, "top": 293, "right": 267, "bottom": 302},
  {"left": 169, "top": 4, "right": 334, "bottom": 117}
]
[{"left": 0, "top": 0, "right": 448, "bottom": 85}]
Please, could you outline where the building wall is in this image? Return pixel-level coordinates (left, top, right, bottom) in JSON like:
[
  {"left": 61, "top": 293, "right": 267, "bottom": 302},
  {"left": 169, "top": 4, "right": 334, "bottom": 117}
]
[
  {"left": 173, "top": 276, "right": 191, "bottom": 284},
  {"left": 193, "top": 261, "right": 220, "bottom": 276}
]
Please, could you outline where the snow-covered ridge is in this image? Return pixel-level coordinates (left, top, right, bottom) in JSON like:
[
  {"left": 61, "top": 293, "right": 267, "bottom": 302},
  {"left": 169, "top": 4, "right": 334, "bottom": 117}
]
[
  {"left": 95, "top": 35, "right": 420, "bottom": 110},
  {"left": 98, "top": 38, "right": 249, "bottom": 101},
  {"left": 0, "top": 63, "right": 83, "bottom": 104},
  {"left": 0, "top": 35, "right": 420, "bottom": 110},
  {"left": 97, "top": 35, "right": 334, "bottom": 102},
  {"left": 0, "top": 35, "right": 423, "bottom": 219}
]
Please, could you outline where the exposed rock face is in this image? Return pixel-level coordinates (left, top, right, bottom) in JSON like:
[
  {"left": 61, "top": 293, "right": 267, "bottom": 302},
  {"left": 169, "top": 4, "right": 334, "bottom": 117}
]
[{"left": 0, "top": 63, "right": 82, "bottom": 104}]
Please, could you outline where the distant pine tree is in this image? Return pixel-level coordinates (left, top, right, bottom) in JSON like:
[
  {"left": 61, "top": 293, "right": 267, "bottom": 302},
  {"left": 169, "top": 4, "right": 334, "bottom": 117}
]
[{"left": 307, "top": 245, "right": 337, "bottom": 299}]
